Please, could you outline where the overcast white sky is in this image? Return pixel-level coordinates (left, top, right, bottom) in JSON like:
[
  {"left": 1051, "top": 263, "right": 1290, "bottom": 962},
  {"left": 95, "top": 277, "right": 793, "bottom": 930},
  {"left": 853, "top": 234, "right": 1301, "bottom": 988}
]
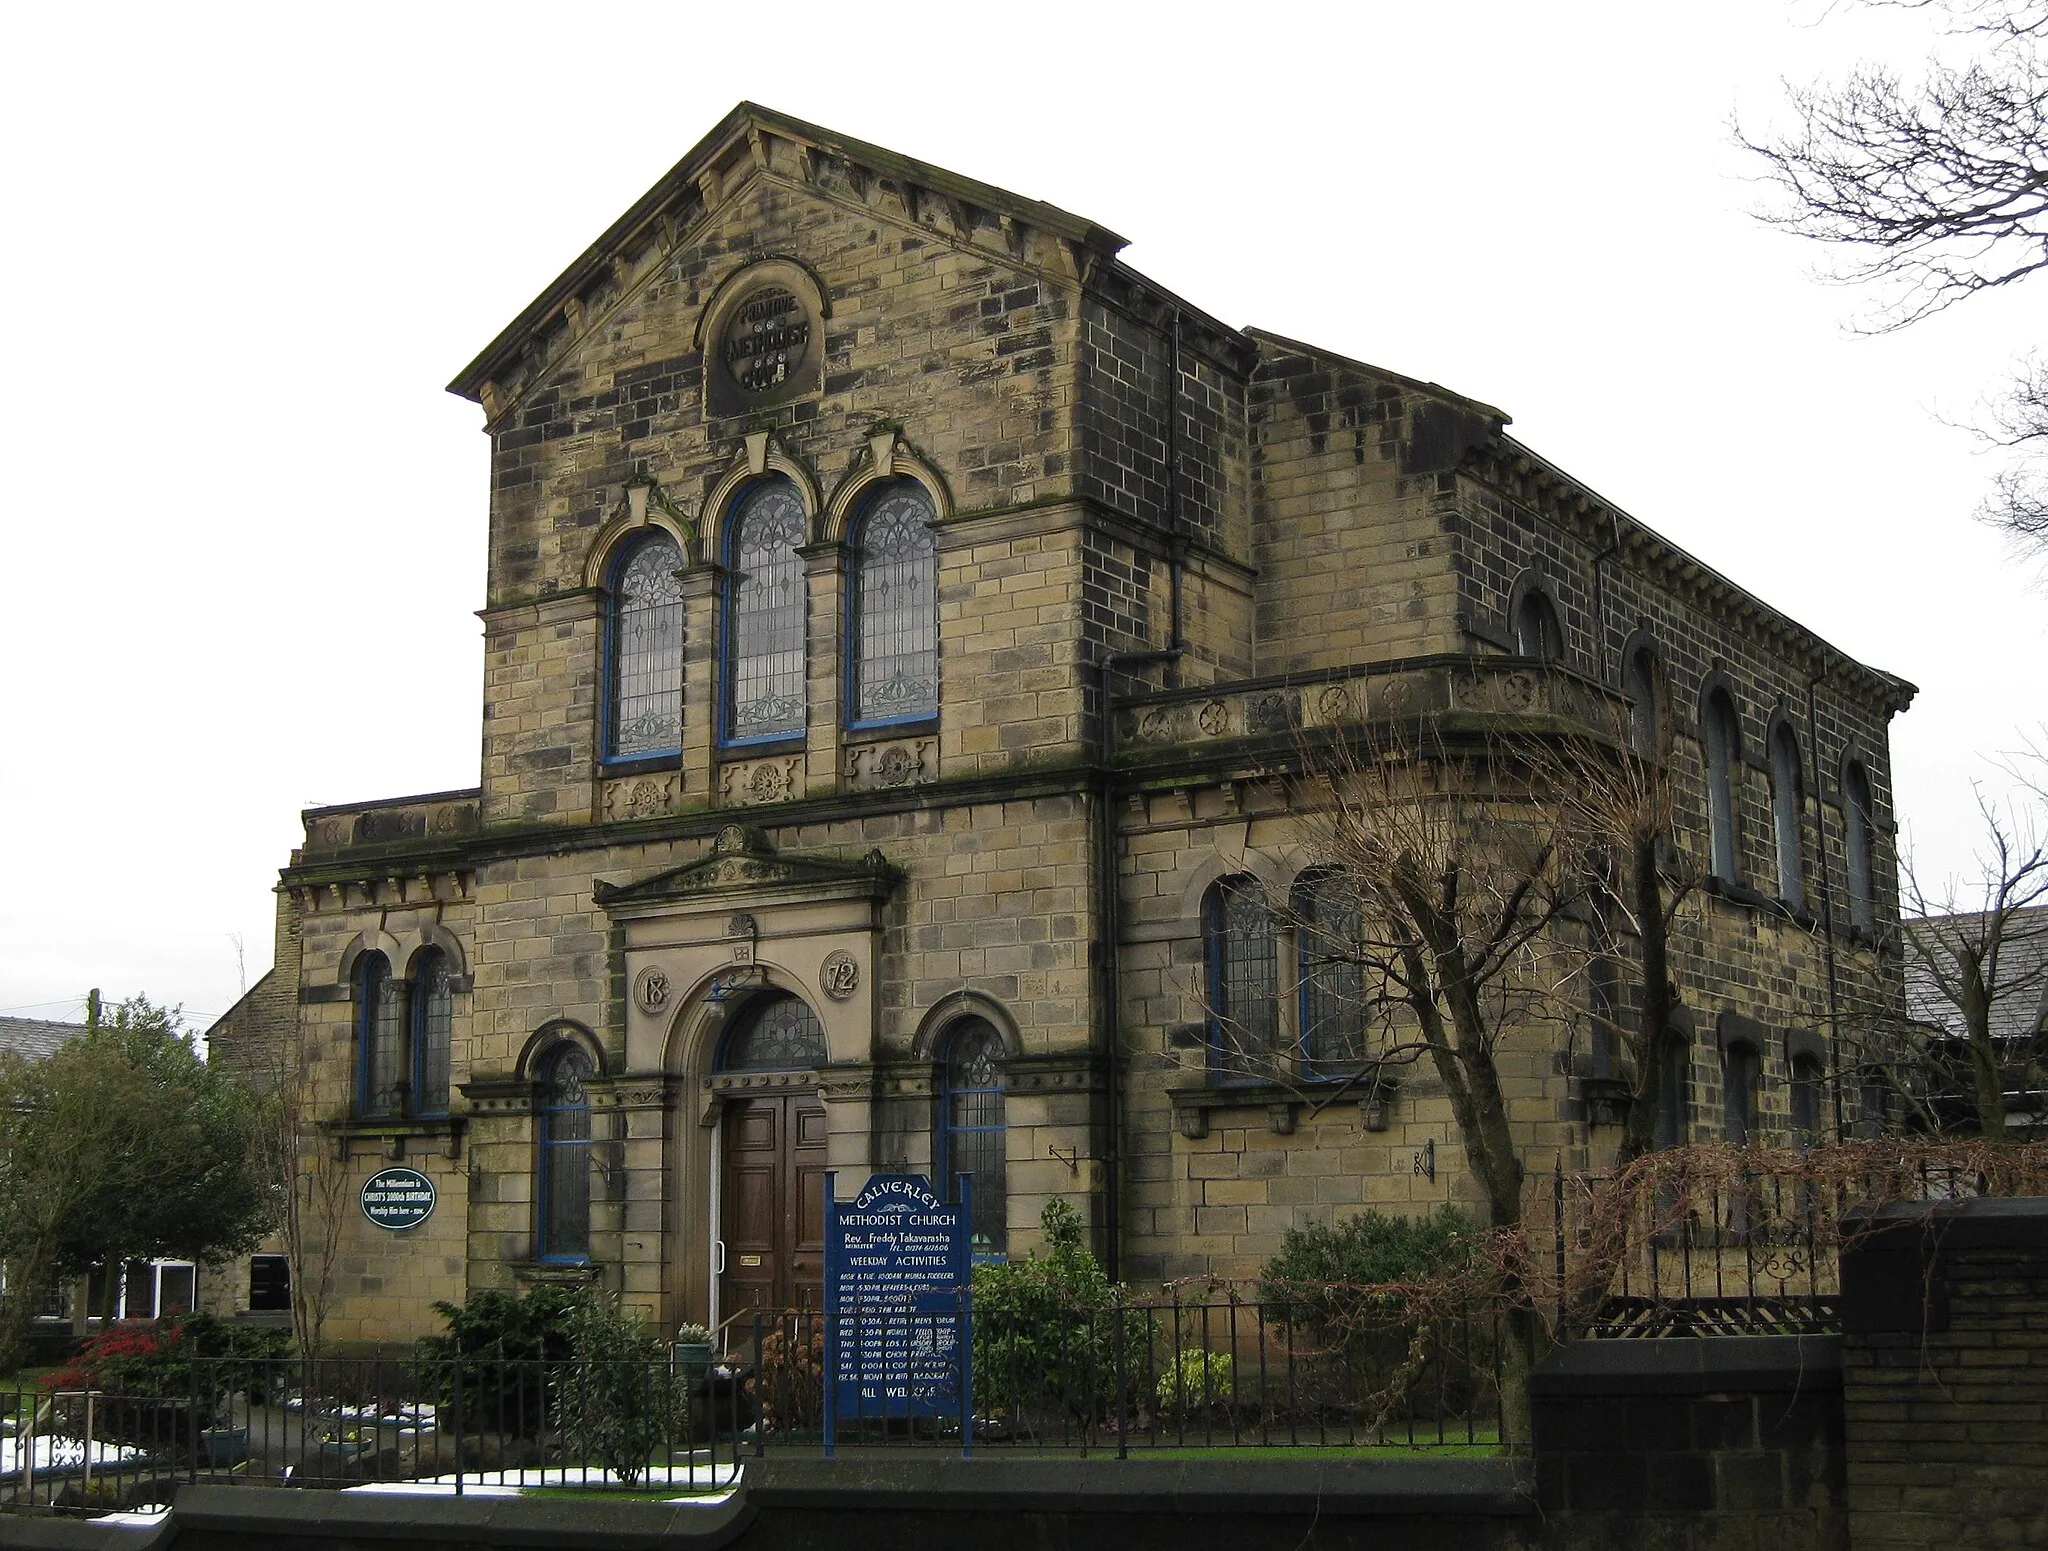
[{"left": 1, "top": 1, "right": 2038, "bottom": 1029}]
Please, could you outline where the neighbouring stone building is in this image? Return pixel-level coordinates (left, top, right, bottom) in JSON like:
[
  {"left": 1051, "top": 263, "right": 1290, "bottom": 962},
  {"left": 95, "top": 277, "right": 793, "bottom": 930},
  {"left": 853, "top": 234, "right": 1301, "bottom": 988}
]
[{"left": 207, "top": 103, "right": 1915, "bottom": 1345}]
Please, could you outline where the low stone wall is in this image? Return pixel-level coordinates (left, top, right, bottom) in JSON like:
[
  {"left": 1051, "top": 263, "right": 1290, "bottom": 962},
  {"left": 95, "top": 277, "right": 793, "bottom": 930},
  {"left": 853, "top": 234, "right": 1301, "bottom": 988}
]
[
  {"left": 1530, "top": 1334, "right": 1846, "bottom": 1551},
  {"left": 1840, "top": 1196, "right": 2048, "bottom": 1551}
]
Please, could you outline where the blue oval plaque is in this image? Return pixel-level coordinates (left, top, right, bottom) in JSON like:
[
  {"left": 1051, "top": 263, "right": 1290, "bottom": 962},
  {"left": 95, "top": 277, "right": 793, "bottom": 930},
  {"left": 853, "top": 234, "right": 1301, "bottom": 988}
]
[{"left": 360, "top": 1166, "right": 436, "bottom": 1231}]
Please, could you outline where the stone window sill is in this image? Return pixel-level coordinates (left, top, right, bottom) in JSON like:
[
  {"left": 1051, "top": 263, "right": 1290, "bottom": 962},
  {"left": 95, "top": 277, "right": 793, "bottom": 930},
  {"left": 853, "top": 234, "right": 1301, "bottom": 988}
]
[
  {"left": 319, "top": 1114, "right": 466, "bottom": 1162},
  {"left": 1168, "top": 1079, "right": 1387, "bottom": 1140}
]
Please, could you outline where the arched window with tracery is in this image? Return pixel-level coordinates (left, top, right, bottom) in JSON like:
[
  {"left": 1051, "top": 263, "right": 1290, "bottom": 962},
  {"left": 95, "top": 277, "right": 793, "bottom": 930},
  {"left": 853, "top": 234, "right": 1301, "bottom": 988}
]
[
  {"left": 606, "top": 531, "right": 685, "bottom": 759},
  {"left": 937, "top": 1018, "right": 1007, "bottom": 1257},
  {"left": 539, "top": 1046, "right": 595, "bottom": 1262},
  {"left": 411, "top": 948, "right": 454, "bottom": 1117},
  {"left": 849, "top": 481, "right": 939, "bottom": 727},
  {"left": 1204, "top": 875, "right": 1277, "bottom": 1079},
  {"left": 1703, "top": 686, "right": 1742, "bottom": 884},
  {"left": 1844, "top": 760, "right": 1878, "bottom": 932},
  {"left": 722, "top": 480, "right": 808, "bottom": 744},
  {"left": 1770, "top": 723, "right": 1806, "bottom": 910},
  {"left": 356, "top": 952, "right": 404, "bottom": 1119},
  {"left": 719, "top": 992, "right": 827, "bottom": 1071},
  {"left": 1295, "top": 870, "right": 1365, "bottom": 1078}
]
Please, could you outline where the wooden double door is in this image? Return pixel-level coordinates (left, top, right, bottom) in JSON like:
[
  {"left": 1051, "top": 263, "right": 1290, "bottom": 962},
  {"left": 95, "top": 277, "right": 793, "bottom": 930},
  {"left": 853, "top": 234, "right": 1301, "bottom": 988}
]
[{"left": 720, "top": 1091, "right": 827, "bottom": 1316}]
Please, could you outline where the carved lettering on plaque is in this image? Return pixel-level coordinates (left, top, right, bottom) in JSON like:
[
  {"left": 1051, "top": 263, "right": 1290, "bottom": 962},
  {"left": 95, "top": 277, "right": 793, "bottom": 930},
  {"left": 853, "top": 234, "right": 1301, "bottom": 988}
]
[{"left": 819, "top": 950, "right": 860, "bottom": 1002}]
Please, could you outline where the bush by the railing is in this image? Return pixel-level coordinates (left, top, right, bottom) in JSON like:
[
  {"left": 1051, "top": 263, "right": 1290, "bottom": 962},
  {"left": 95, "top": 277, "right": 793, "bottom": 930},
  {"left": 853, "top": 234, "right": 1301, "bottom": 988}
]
[
  {"left": 42, "top": 1313, "right": 290, "bottom": 1398},
  {"left": 1155, "top": 1348, "right": 1234, "bottom": 1416},
  {"left": 415, "top": 1284, "right": 579, "bottom": 1436},
  {"left": 549, "top": 1293, "right": 683, "bottom": 1485},
  {"left": 745, "top": 1319, "right": 825, "bottom": 1432},
  {"left": 1256, "top": 1206, "right": 1479, "bottom": 1325},
  {"left": 971, "top": 1199, "right": 1146, "bottom": 1424}
]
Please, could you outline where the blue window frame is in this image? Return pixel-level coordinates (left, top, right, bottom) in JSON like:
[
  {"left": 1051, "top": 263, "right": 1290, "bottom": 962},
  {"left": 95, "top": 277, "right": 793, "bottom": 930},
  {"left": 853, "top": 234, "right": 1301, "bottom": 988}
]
[
  {"left": 1294, "top": 870, "right": 1365, "bottom": 1080},
  {"left": 1204, "top": 876, "right": 1276, "bottom": 1079},
  {"left": 538, "top": 1046, "right": 594, "bottom": 1262},
  {"left": 411, "top": 949, "right": 453, "bottom": 1117},
  {"left": 721, "top": 479, "right": 808, "bottom": 745},
  {"left": 356, "top": 952, "right": 404, "bottom": 1118},
  {"left": 936, "top": 1018, "right": 1006, "bottom": 1258},
  {"left": 604, "top": 530, "right": 685, "bottom": 761},
  {"left": 847, "top": 481, "right": 938, "bottom": 728}
]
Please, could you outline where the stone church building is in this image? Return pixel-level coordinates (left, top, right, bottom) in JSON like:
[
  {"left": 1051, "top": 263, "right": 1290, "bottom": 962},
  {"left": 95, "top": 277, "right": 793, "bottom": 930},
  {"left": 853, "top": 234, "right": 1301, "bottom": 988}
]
[{"left": 208, "top": 104, "right": 1914, "bottom": 1345}]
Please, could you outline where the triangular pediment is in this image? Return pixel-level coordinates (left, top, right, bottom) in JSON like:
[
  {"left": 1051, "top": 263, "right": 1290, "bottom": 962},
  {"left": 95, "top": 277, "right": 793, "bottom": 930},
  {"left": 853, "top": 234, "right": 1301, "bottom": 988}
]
[
  {"left": 594, "top": 824, "right": 897, "bottom": 914},
  {"left": 449, "top": 102, "right": 1127, "bottom": 418}
]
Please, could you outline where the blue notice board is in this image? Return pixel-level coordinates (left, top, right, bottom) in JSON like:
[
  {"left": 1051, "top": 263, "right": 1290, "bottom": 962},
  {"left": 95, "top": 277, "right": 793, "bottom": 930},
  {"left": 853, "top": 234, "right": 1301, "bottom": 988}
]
[{"left": 821, "top": 1172, "right": 972, "bottom": 1453}]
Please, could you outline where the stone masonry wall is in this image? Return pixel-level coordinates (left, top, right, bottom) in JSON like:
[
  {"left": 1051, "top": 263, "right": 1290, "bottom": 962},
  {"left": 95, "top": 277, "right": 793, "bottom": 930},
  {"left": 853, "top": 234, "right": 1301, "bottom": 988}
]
[{"left": 1841, "top": 1198, "right": 2048, "bottom": 1550}]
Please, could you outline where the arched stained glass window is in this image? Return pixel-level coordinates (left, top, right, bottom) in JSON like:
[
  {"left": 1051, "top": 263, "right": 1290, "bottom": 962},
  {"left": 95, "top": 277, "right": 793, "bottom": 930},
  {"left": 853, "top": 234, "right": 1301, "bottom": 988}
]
[
  {"left": 412, "top": 949, "right": 453, "bottom": 1117},
  {"left": 1204, "top": 876, "right": 1277, "bottom": 1079},
  {"left": 539, "top": 1046, "right": 594, "bottom": 1262},
  {"left": 1295, "top": 870, "right": 1366, "bottom": 1078},
  {"left": 851, "top": 482, "right": 939, "bottom": 725},
  {"left": 1703, "top": 687, "right": 1741, "bottom": 884},
  {"left": 724, "top": 480, "right": 808, "bottom": 743},
  {"left": 357, "top": 953, "right": 404, "bottom": 1119},
  {"left": 938, "top": 1018, "right": 1006, "bottom": 1257},
  {"left": 1845, "top": 761, "right": 1877, "bottom": 932},
  {"left": 1770, "top": 724, "right": 1806, "bottom": 910},
  {"left": 720, "top": 993, "right": 827, "bottom": 1071},
  {"left": 608, "top": 531, "right": 684, "bottom": 759}
]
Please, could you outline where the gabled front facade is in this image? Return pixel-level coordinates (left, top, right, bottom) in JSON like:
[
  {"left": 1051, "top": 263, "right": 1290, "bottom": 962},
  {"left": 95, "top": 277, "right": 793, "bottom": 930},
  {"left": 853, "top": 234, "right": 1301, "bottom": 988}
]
[{"left": 212, "top": 105, "right": 1915, "bottom": 1342}]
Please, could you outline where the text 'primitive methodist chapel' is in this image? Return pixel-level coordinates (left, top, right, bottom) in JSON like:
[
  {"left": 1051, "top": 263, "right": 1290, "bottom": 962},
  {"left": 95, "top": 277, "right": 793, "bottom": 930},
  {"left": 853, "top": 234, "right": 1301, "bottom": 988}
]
[{"left": 206, "top": 104, "right": 1913, "bottom": 1344}]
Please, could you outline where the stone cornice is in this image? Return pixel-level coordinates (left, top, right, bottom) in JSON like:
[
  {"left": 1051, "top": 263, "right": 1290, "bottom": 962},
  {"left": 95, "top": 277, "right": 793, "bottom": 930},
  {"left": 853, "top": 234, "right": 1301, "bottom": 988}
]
[{"left": 1462, "top": 437, "right": 1916, "bottom": 716}]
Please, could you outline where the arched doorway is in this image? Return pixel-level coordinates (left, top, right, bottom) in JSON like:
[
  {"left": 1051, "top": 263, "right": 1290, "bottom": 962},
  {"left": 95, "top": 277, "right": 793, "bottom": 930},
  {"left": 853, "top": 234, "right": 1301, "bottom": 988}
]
[{"left": 717, "top": 991, "right": 828, "bottom": 1316}]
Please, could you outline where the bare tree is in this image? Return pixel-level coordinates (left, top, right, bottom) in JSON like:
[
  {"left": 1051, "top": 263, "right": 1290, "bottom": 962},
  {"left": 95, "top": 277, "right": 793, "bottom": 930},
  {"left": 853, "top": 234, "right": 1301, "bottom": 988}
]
[
  {"left": 1901, "top": 786, "right": 2048, "bottom": 1138},
  {"left": 1741, "top": 0, "right": 2048, "bottom": 545},
  {"left": 247, "top": 1051, "right": 350, "bottom": 1359}
]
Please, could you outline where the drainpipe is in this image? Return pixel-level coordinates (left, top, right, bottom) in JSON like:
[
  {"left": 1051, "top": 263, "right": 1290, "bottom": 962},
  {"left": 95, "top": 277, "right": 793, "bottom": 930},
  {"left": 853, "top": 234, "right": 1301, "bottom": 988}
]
[
  {"left": 1088, "top": 309, "right": 1195, "bottom": 1277},
  {"left": 1164, "top": 312, "right": 1189, "bottom": 673},
  {"left": 1096, "top": 648, "right": 1180, "bottom": 1283},
  {"left": 1805, "top": 660, "right": 1846, "bottom": 1142}
]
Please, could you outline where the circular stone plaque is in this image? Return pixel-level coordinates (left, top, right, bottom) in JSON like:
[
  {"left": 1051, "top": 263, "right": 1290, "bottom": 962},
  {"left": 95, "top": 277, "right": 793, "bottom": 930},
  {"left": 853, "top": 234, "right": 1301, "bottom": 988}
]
[
  {"left": 819, "top": 950, "right": 860, "bottom": 1001},
  {"left": 360, "top": 1166, "right": 437, "bottom": 1231}
]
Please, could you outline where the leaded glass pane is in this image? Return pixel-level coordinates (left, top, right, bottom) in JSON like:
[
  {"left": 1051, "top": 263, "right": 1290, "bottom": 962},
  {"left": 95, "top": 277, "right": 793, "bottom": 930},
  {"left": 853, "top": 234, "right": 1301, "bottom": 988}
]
[
  {"left": 610, "top": 533, "right": 684, "bottom": 757},
  {"left": 414, "top": 950, "right": 453, "bottom": 1116},
  {"left": 359, "top": 954, "right": 404, "bottom": 1118},
  {"left": 1206, "top": 877, "right": 1277, "bottom": 1078},
  {"left": 853, "top": 484, "right": 938, "bottom": 723},
  {"left": 1705, "top": 691, "right": 1739, "bottom": 882},
  {"left": 941, "top": 1019, "right": 1006, "bottom": 1255},
  {"left": 725, "top": 481, "right": 807, "bottom": 741},
  {"left": 1296, "top": 872, "right": 1365, "bottom": 1077},
  {"left": 720, "top": 993, "right": 827, "bottom": 1071},
  {"left": 542, "top": 1047, "right": 593, "bottom": 1259}
]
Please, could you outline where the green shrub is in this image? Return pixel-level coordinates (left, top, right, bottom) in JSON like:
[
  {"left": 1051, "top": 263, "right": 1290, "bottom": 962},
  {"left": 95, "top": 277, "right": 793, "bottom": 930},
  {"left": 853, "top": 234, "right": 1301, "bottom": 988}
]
[
  {"left": 1155, "top": 1348, "right": 1234, "bottom": 1414},
  {"left": 1257, "top": 1205, "right": 1479, "bottom": 1325},
  {"left": 549, "top": 1292, "right": 684, "bottom": 1485},
  {"left": 971, "top": 1199, "right": 1145, "bottom": 1424},
  {"left": 416, "top": 1284, "right": 580, "bottom": 1434}
]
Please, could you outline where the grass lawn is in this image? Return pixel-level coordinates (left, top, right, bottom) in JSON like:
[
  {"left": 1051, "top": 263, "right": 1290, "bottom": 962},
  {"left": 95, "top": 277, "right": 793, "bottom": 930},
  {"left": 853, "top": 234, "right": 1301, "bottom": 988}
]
[{"left": 520, "top": 1485, "right": 734, "bottom": 1501}]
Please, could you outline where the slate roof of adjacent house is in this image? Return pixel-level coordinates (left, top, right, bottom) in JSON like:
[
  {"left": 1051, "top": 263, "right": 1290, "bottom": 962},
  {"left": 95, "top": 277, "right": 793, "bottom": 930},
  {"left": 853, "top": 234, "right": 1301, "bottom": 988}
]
[
  {"left": 1905, "top": 904, "right": 2048, "bottom": 1044},
  {"left": 0, "top": 1015, "right": 87, "bottom": 1061}
]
